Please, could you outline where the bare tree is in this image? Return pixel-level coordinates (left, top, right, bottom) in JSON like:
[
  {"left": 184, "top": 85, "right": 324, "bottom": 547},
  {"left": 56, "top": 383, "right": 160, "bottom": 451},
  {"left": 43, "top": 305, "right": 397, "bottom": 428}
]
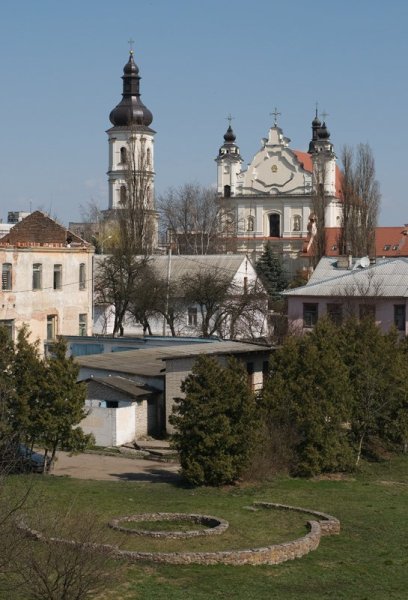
[
  {"left": 158, "top": 183, "right": 226, "bottom": 254},
  {"left": 339, "top": 144, "right": 380, "bottom": 257}
]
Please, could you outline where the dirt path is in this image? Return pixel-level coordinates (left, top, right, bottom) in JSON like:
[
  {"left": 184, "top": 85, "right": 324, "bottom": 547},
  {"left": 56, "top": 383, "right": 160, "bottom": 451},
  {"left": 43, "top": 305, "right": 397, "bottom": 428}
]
[{"left": 51, "top": 451, "right": 181, "bottom": 483}]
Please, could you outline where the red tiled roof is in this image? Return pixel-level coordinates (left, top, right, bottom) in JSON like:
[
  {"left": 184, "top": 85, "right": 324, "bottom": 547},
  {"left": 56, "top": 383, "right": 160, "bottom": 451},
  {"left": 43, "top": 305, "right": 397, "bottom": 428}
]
[
  {"left": 0, "top": 211, "right": 88, "bottom": 247},
  {"left": 375, "top": 227, "right": 408, "bottom": 257},
  {"left": 293, "top": 150, "right": 342, "bottom": 199}
]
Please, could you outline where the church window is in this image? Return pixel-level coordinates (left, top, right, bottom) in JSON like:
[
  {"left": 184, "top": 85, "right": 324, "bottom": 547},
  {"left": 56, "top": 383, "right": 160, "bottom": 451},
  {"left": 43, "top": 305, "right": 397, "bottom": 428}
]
[
  {"left": 293, "top": 215, "right": 301, "bottom": 232},
  {"left": 2, "top": 263, "right": 12, "bottom": 290},
  {"left": 120, "top": 147, "right": 127, "bottom": 164},
  {"left": 146, "top": 147, "right": 151, "bottom": 167},
  {"left": 224, "top": 165, "right": 230, "bottom": 174},
  {"left": 224, "top": 185, "right": 231, "bottom": 198},
  {"left": 247, "top": 215, "right": 255, "bottom": 232},
  {"left": 120, "top": 185, "right": 127, "bottom": 205},
  {"left": 269, "top": 213, "right": 280, "bottom": 237}
]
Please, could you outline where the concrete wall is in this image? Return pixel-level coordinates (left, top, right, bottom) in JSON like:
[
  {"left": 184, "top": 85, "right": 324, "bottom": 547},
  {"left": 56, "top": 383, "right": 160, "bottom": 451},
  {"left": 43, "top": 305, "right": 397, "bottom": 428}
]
[{"left": 81, "top": 404, "right": 137, "bottom": 446}]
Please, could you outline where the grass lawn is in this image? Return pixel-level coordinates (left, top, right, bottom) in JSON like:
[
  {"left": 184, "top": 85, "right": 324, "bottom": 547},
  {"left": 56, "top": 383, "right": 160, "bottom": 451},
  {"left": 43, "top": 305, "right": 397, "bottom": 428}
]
[{"left": 4, "top": 456, "right": 408, "bottom": 599}]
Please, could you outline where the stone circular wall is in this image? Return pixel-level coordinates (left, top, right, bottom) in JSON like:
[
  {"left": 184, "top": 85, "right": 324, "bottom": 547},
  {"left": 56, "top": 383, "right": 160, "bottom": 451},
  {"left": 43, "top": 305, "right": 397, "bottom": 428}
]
[
  {"left": 20, "top": 502, "right": 340, "bottom": 566},
  {"left": 109, "top": 512, "right": 229, "bottom": 538}
]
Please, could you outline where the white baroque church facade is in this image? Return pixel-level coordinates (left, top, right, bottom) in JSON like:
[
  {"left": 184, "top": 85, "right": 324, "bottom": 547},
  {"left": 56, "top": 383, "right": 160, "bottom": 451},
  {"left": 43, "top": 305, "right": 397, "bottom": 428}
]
[{"left": 216, "top": 113, "right": 343, "bottom": 273}]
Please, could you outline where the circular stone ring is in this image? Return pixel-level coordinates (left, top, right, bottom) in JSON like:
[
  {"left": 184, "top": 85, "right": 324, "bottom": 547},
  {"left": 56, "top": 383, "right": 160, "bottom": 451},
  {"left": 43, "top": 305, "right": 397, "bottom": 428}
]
[{"left": 108, "top": 512, "right": 229, "bottom": 539}]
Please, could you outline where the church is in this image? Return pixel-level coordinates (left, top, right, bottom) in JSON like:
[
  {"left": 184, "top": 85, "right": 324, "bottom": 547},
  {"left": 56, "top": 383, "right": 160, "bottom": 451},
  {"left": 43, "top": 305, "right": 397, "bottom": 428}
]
[{"left": 215, "top": 111, "right": 343, "bottom": 274}]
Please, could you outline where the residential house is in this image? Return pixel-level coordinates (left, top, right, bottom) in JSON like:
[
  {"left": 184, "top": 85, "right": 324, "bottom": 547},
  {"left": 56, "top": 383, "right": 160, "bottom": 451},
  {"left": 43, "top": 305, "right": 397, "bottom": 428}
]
[
  {"left": 0, "top": 211, "right": 94, "bottom": 348},
  {"left": 284, "top": 256, "right": 408, "bottom": 334},
  {"left": 94, "top": 254, "right": 267, "bottom": 340}
]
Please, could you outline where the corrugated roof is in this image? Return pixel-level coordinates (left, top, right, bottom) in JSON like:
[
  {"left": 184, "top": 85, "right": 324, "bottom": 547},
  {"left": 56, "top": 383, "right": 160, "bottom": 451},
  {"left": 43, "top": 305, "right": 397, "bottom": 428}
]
[
  {"left": 284, "top": 257, "right": 408, "bottom": 298},
  {"left": 77, "top": 340, "right": 270, "bottom": 377}
]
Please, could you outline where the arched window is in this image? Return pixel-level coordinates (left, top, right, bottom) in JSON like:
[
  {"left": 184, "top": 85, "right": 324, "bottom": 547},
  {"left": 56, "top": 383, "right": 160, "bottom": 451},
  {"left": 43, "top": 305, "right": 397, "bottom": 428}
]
[
  {"left": 146, "top": 147, "right": 151, "bottom": 167},
  {"left": 293, "top": 214, "right": 301, "bottom": 232},
  {"left": 120, "top": 185, "right": 127, "bottom": 205},
  {"left": 224, "top": 185, "right": 231, "bottom": 198},
  {"left": 247, "top": 215, "right": 255, "bottom": 232},
  {"left": 120, "top": 147, "right": 127, "bottom": 164},
  {"left": 269, "top": 213, "right": 280, "bottom": 237}
]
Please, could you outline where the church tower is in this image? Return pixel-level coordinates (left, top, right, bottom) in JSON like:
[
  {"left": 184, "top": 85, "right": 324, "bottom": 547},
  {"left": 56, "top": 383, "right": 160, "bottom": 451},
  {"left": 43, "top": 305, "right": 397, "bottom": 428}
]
[
  {"left": 107, "top": 50, "right": 156, "bottom": 220},
  {"left": 215, "top": 121, "right": 243, "bottom": 198}
]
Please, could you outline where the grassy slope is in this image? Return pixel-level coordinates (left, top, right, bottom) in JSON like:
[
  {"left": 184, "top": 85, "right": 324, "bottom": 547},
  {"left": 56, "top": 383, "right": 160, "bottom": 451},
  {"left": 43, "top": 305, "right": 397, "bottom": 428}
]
[{"left": 6, "top": 456, "right": 408, "bottom": 600}]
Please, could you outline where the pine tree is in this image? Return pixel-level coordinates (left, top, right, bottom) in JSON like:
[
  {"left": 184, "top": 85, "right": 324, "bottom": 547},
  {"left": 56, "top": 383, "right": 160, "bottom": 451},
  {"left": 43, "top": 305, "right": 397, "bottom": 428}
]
[
  {"left": 170, "top": 355, "right": 258, "bottom": 486},
  {"left": 256, "top": 243, "right": 287, "bottom": 298}
]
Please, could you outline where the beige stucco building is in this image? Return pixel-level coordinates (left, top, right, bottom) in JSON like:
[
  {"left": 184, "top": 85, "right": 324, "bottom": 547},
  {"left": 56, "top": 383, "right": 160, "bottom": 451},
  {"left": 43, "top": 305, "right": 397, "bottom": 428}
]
[{"left": 0, "top": 211, "right": 94, "bottom": 349}]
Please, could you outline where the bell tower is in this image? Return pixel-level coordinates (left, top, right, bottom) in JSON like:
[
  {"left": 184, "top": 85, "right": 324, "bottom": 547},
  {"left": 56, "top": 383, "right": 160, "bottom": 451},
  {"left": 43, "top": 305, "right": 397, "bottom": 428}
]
[{"left": 215, "top": 118, "right": 243, "bottom": 198}]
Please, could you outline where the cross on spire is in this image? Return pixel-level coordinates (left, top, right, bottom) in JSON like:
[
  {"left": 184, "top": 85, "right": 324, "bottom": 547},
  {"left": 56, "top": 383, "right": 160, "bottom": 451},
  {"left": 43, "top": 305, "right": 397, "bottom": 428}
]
[
  {"left": 321, "top": 109, "right": 329, "bottom": 122},
  {"left": 226, "top": 113, "right": 234, "bottom": 126},
  {"left": 315, "top": 102, "right": 319, "bottom": 118},
  {"left": 270, "top": 107, "right": 281, "bottom": 126},
  {"left": 128, "top": 38, "right": 135, "bottom": 55}
]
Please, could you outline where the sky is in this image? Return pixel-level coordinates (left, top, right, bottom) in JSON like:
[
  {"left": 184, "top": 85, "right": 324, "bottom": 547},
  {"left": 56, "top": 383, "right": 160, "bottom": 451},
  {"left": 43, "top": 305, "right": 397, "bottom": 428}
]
[{"left": 0, "top": 0, "right": 407, "bottom": 227}]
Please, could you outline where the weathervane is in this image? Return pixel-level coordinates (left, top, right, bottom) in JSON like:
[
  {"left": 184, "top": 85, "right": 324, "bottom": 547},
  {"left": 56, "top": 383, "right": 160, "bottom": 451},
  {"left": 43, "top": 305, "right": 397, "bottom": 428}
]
[
  {"left": 128, "top": 38, "right": 135, "bottom": 55},
  {"left": 270, "top": 107, "right": 281, "bottom": 127}
]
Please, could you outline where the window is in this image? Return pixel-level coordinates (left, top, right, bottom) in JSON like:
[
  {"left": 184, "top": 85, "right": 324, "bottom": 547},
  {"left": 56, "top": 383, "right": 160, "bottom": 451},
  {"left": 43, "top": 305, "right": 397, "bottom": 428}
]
[
  {"left": 33, "top": 264, "right": 42, "bottom": 290},
  {"left": 47, "top": 315, "right": 57, "bottom": 340},
  {"left": 292, "top": 214, "right": 301, "bottom": 232},
  {"left": 327, "top": 303, "right": 343, "bottom": 325},
  {"left": 146, "top": 147, "right": 151, "bottom": 167},
  {"left": 120, "top": 185, "right": 127, "bottom": 205},
  {"left": 359, "top": 304, "right": 376, "bottom": 321},
  {"left": 243, "top": 276, "right": 248, "bottom": 294},
  {"left": 246, "top": 362, "right": 255, "bottom": 388},
  {"left": 303, "top": 303, "right": 318, "bottom": 328},
  {"left": 2, "top": 263, "right": 12, "bottom": 290},
  {"left": 120, "top": 146, "right": 127, "bottom": 164},
  {"left": 188, "top": 307, "right": 197, "bottom": 327},
  {"left": 394, "top": 305, "right": 406, "bottom": 331},
  {"left": 79, "top": 313, "right": 88, "bottom": 336},
  {"left": 79, "top": 263, "right": 86, "bottom": 290},
  {"left": 0, "top": 319, "right": 14, "bottom": 339},
  {"left": 224, "top": 184, "right": 231, "bottom": 198},
  {"left": 247, "top": 215, "right": 255, "bottom": 232},
  {"left": 53, "top": 264, "right": 62, "bottom": 290}
]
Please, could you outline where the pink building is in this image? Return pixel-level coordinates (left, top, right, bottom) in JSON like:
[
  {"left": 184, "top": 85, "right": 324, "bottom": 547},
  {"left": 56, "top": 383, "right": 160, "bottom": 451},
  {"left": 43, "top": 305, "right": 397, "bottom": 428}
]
[{"left": 284, "top": 257, "right": 408, "bottom": 334}]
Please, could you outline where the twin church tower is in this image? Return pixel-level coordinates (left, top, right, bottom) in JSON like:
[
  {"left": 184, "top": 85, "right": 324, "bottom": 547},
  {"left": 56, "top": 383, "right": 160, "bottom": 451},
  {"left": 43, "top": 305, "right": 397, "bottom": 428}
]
[{"left": 107, "top": 50, "right": 341, "bottom": 262}]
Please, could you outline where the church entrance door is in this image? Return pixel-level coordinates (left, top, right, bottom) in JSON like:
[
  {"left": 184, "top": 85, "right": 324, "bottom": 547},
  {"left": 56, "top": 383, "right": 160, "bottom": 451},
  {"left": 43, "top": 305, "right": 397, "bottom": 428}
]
[{"left": 269, "top": 213, "right": 280, "bottom": 237}]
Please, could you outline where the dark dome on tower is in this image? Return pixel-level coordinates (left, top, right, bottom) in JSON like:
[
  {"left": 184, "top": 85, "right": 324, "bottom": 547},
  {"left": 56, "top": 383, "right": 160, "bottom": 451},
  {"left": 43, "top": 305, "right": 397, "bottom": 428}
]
[
  {"left": 224, "top": 125, "right": 236, "bottom": 143},
  {"left": 109, "top": 52, "right": 153, "bottom": 128}
]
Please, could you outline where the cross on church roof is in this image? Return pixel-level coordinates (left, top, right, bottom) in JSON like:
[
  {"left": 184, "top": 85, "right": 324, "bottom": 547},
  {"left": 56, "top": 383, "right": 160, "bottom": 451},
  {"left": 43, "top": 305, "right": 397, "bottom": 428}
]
[
  {"left": 128, "top": 38, "right": 135, "bottom": 54},
  {"left": 226, "top": 113, "right": 234, "bottom": 126},
  {"left": 321, "top": 110, "right": 329, "bottom": 122},
  {"left": 270, "top": 107, "right": 281, "bottom": 127}
]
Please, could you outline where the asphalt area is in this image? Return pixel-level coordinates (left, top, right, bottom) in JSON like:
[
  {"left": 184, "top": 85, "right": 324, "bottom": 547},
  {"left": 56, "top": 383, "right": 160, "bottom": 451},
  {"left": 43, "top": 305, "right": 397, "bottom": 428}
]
[{"left": 51, "top": 451, "right": 181, "bottom": 483}]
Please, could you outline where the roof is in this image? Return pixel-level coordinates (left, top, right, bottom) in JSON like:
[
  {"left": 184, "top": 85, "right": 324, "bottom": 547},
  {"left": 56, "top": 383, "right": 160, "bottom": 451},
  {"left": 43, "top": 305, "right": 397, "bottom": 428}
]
[
  {"left": 77, "top": 340, "right": 271, "bottom": 378},
  {"left": 94, "top": 254, "right": 251, "bottom": 285},
  {"left": 284, "top": 257, "right": 408, "bottom": 298},
  {"left": 84, "top": 376, "right": 158, "bottom": 398},
  {"left": 0, "top": 211, "right": 89, "bottom": 248},
  {"left": 293, "top": 150, "right": 342, "bottom": 198}
]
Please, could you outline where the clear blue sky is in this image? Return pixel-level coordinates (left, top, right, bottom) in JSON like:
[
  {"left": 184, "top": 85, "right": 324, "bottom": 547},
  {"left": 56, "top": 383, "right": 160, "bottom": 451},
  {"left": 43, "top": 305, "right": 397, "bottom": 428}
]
[{"left": 0, "top": 0, "right": 407, "bottom": 226}]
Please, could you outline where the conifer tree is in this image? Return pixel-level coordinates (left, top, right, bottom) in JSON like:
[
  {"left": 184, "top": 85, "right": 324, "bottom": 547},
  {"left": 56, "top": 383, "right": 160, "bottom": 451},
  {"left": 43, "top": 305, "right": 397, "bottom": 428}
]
[
  {"left": 170, "top": 355, "right": 258, "bottom": 486},
  {"left": 256, "top": 243, "right": 286, "bottom": 298}
]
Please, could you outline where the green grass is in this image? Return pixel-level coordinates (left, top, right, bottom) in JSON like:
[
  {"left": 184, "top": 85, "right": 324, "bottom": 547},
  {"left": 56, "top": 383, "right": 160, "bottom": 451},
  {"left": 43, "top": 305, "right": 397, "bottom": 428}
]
[{"left": 4, "top": 456, "right": 408, "bottom": 599}]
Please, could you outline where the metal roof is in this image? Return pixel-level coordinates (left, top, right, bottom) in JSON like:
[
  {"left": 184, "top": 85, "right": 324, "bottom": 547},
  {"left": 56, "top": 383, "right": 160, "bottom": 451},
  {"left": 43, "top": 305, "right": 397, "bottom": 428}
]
[
  {"left": 284, "top": 257, "right": 408, "bottom": 298},
  {"left": 85, "top": 376, "right": 158, "bottom": 398},
  {"left": 76, "top": 340, "right": 270, "bottom": 377}
]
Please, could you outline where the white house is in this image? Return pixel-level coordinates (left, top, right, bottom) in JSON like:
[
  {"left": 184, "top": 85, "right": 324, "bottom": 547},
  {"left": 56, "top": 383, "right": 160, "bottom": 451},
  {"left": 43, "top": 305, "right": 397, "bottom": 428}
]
[
  {"left": 0, "top": 211, "right": 94, "bottom": 349},
  {"left": 94, "top": 253, "right": 267, "bottom": 339}
]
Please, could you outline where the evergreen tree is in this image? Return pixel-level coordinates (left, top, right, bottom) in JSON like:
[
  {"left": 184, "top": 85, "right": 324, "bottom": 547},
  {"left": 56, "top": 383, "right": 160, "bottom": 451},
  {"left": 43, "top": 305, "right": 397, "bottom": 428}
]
[
  {"left": 170, "top": 355, "right": 258, "bottom": 486},
  {"left": 37, "top": 337, "right": 93, "bottom": 467},
  {"left": 256, "top": 242, "right": 287, "bottom": 298},
  {"left": 263, "top": 319, "right": 354, "bottom": 476}
]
